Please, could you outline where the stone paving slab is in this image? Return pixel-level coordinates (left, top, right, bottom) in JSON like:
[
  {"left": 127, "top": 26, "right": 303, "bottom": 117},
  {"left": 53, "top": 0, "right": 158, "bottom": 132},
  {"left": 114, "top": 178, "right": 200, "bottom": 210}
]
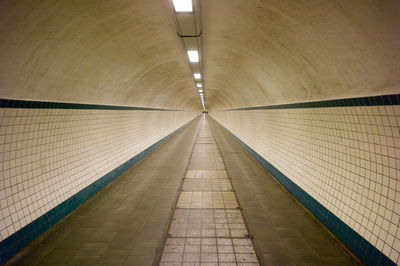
[
  {"left": 182, "top": 178, "right": 232, "bottom": 191},
  {"left": 186, "top": 170, "right": 228, "bottom": 179},
  {"left": 169, "top": 209, "right": 248, "bottom": 238},
  {"left": 160, "top": 238, "right": 258, "bottom": 265},
  {"left": 177, "top": 192, "right": 239, "bottom": 209}
]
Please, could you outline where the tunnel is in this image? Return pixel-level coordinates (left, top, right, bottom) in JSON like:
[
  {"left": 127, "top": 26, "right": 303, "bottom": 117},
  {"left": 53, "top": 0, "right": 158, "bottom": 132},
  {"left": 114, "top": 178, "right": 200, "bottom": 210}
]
[{"left": 0, "top": 0, "right": 399, "bottom": 265}]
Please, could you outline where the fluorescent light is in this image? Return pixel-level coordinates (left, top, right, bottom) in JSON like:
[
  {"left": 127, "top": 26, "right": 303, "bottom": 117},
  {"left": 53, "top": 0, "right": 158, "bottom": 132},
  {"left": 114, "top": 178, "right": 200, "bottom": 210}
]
[
  {"left": 196, "top": 83, "right": 202, "bottom": 88},
  {"left": 187, "top": 50, "right": 199, "bottom": 62},
  {"left": 194, "top": 73, "right": 201, "bottom": 79},
  {"left": 172, "top": 0, "right": 193, "bottom": 12},
  {"left": 198, "top": 89, "right": 203, "bottom": 93}
]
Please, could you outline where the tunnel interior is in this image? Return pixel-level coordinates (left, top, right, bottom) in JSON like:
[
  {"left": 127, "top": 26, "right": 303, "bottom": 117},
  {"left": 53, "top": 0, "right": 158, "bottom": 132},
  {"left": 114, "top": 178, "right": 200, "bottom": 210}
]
[{"left": 0, "top": 0, "right": 399, "bottom": 265}]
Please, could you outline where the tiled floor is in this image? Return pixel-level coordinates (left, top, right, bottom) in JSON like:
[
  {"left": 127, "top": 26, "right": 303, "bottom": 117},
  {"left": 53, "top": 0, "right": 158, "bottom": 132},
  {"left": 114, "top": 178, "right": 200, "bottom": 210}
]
[
  {"left": 168, "top": 210, "right": 247, "bottom": 238},
  {"left": 186, "top": 170, "right": 228, "bottom": 179},
  {"left": 182, "top": 179, "right": 232, "bottom": 191},
  {"left": 161, "top": 238, "right": 258, "bottom": 265},
  {"left": 177, "top": 192, "right": 239, "bottom": 209},
  {"left": 6, "top": 116, "right": 360, "bottom": 265},
  {"left": 160, "top": 117, "right": 260, "bottom": 265}
]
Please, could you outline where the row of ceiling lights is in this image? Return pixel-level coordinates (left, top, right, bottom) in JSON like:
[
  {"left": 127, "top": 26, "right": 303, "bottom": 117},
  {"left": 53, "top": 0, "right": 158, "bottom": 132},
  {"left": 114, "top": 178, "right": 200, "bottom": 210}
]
[{"left": 171, "top": 0, "right": 205, "bottom": 110}]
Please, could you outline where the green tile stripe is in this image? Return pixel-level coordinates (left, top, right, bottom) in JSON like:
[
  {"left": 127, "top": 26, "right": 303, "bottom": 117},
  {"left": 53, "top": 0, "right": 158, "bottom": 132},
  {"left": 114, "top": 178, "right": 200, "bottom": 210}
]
[
  {"left": 0, "top": 98, "right": 178, "bottom": 111},
  {"left": 0, "top": 116, "right": 198, "bottom": 264},
  {"left": 224, "top": 93, "right": 400, "bottom": 111}
]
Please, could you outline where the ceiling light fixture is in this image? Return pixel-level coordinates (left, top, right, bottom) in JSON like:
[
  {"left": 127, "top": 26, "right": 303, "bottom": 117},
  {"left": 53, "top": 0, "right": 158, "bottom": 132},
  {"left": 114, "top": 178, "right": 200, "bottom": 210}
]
[
  {"left": 198, "top": 89, "right": 203, "bottom": 93},
  {"left": 187, "top": 50, "right": 199, "bottom": 62},
  {"left": 170, "top": 0, "right": 204, "bottom": 109},
  {"left": 172, "top": 0, "right": 193, "bottom": 12}
]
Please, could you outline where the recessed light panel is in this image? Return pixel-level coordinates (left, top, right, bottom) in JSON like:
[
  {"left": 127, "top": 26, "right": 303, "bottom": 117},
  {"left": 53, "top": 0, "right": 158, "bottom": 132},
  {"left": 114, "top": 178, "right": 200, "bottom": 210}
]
[
  {"left": 187, "top": 50, "right": 199, "bottom": 62},
  {"left": 172, "top": 0, "right": 193, "bottom": 12}
]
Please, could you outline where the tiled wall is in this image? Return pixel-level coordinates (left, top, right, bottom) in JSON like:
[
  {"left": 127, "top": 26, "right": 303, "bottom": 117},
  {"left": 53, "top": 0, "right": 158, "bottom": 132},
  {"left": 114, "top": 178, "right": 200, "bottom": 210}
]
[
  {"left": 210, "top": 104, "right": 400, "bottom": 264},
  {"left": 0, "top": 108, "right": 197, "bottom": 242}
]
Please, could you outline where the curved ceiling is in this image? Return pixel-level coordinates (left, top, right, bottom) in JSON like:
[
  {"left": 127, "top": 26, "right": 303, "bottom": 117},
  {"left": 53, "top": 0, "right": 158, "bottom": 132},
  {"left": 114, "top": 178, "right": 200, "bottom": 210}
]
[
  {"left": 0, "top": 0, "right": 201, "bottom": 110},
  {"left": 203, "top": 0, "right": 400, "bottom": 109},
  {"left": 0, "top": 0, "right": 399, "bottom": 110}
]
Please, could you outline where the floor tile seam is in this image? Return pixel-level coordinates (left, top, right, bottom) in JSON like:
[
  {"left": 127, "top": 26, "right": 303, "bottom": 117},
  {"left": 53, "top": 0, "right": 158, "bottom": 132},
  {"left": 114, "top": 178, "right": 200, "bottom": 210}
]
[
  {"left": 155, "top": 118, "right": 203, "bottom": 266},
  {"left": 207, "top": 118, "right": 262, "bottom": 266}
]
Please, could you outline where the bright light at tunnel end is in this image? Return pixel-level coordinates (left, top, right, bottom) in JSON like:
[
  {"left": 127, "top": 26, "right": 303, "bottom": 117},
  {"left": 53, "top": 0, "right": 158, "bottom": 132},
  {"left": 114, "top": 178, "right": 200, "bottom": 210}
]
[
  {"left": 172, "top": 0, "right": 193, "bottom": 12},
  {"left": 187, "top": 50, "right": 199, "bottom": 62}
]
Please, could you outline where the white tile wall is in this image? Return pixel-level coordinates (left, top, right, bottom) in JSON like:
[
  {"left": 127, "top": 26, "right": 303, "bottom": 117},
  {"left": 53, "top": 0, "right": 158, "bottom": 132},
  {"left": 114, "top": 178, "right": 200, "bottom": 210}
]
[
  {"left": 210, "top": 105, "right": 400, "bottom": 264},
  {"left": 0, "top": 108, "right": 197, "bottom": 241}
]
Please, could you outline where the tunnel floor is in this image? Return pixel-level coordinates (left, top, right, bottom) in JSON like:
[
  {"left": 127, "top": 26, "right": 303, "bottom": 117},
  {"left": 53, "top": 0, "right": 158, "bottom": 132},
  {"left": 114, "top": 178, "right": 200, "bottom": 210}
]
[
  {"left": 159, "top": 118, "right": 259, "bottom": 265},
  {"left": 7, "top": 116, "right": 359, "bottom": 266}
]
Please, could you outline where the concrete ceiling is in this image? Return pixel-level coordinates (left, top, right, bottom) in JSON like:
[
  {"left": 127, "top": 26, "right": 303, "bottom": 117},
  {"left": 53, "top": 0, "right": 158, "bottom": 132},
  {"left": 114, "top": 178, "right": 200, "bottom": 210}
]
[{"left": 0, "top": 0, "right": 399, "bottom": 110}]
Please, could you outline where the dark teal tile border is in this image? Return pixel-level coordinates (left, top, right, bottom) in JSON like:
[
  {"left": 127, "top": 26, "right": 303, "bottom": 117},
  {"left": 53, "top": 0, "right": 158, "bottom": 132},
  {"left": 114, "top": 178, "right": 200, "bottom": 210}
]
[
  {"left": 223, "top": 93, "right": 400, "bottom": 111},
  {"left": 0, "top": 117, "right": 197, "bottom": 264},
  {"left": 0, "top": 98, "right": 177, "bottom": 111},
  {"left": 211, "top": 117, "right": 395, "bottom": 266}
]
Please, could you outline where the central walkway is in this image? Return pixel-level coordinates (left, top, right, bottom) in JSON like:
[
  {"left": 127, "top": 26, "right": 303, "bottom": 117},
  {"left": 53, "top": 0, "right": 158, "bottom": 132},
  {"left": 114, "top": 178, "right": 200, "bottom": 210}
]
[{"left": 159, "top": 117, "right": 260, "bottom": 265}]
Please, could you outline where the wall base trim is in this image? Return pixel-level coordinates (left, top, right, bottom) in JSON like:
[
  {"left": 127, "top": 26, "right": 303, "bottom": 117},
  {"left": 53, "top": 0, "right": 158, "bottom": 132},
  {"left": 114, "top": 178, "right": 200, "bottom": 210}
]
[
  {"left": 0, "top": 116, "right": 197, "bottom": 264},
  {"left": 211, "top": 117, "right": 395, "bottom": 266}
]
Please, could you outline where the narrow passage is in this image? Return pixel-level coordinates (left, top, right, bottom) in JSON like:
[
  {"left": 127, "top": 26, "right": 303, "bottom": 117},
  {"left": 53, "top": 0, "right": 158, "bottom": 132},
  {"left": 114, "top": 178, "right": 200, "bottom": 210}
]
[{"left": 159, "top": 116, "right": 260, "bottom": 265}]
